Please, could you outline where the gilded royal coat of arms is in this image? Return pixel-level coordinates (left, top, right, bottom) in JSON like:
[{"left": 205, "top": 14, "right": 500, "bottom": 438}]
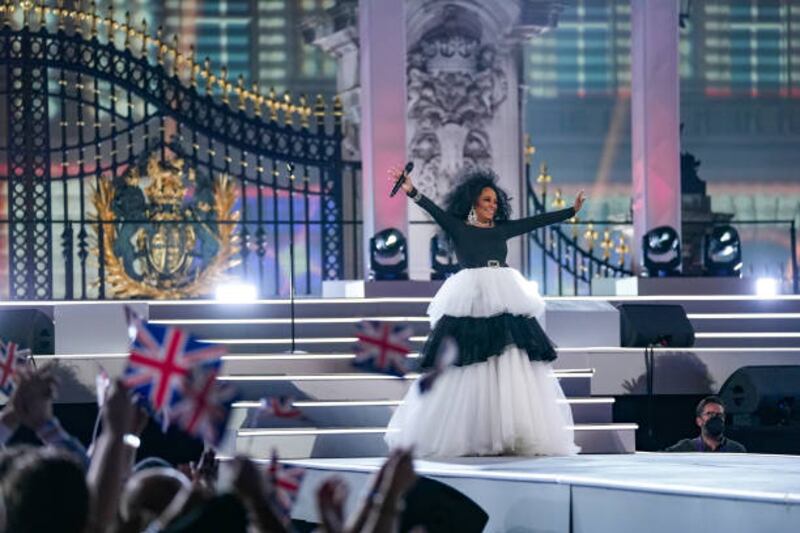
[{"left": 93, "top": 152, "right": 240, "bottom": 298}]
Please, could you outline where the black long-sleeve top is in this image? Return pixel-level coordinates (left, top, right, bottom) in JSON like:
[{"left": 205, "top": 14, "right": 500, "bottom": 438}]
[{"left": 415, "top": 194, "right": 575, "bottom": 268}]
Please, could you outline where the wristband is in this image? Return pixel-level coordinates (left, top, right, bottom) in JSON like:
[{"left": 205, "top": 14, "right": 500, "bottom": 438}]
[
  {"left": 123, "top": 433, "right": 141, "bottom": 449},
  {"left": 407, "top": 187, "right": 422, "bottom": 202}
]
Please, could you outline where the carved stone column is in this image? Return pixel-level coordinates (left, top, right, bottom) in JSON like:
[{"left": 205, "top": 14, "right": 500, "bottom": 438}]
[
  {"left": 309, "top": 0, "right": 562, "bottom": 279},
  {"left": 405, "top": 0, "right": 561, "bottom": 277}
]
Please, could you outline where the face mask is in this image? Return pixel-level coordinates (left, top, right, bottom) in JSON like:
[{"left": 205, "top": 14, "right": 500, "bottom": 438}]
[{"left": 704, "top": 415, "right": 725, "bottom": 438}]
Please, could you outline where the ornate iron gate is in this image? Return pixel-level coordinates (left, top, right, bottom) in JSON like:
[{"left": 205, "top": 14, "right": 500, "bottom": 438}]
[{"left": 0, "top": 4, "right": 349, "bottom": 300}]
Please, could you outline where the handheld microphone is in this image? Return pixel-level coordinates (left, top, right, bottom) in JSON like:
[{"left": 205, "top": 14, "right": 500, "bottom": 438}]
[{"left": 389, "top": 162, "right": 415, "bottom": 197}]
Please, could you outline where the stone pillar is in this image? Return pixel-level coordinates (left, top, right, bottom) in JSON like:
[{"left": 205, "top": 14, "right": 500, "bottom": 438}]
[
  {"left": 630, "top": 0, "right": 682, "bottom": 273},
  {"left": 358, "top": 0, "right": 408, "bottom": 276},
  {"left": 308, "top": 0, "right": 561, "bottom": 281},
  {"left": 405, "top": 1, "right": 561, "bottom": 279}
]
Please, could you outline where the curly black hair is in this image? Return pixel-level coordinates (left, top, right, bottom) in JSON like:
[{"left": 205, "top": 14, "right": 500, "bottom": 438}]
[{"left": 444, "top": 169, "right": 512, "bottom": 222}]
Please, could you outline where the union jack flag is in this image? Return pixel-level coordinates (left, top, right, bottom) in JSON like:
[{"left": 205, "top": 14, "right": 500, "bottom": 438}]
[
  {"left": 269, "top": 450, "right": 306, "bottom": 522},
  {"left": 259, "top": 396, "right": 302, "bottom": 419},
  {"left": 169, "top": 367, "right": 238, "bottom": 446},
  {"left": 123, "top": 320, "right": 226, "bottom": 414},
  {"left": 0, "top": 341, "right": 30, "bottom": 396},
  {"left": 353, "top": 321, "right": 412, "bottom": 376}
]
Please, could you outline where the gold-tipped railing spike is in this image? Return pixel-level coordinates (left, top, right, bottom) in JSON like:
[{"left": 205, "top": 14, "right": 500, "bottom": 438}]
[
  {"left": 551, "top": 188, "right": 566, "bottom": 209},
  {"left": 236, "top": 75, "right": 246, "bottom": 111},
  {"left": 298, "top": 94, "right": 310, "bottom": 129},
  {"left": 21, "top": 0, "right": 31, "bottom": 28},
  {"left": 105, "top": 5, "right": 113, "bottom": 42},
  {"left": 89, "top": 2, "right": 99, "bottom": 38},
  {"left": 33, "top": 0, "right": 44, "bottom": 29},
  {"left": 314, "top": 94, "right": 327, "bottom": 118},
  {"left": 140, "top": 19, "right": 148, "bottom": 57},
  {"left": 203, "top": 57, "right": 213, "bottom": 96},
  {"left": 600, "top": 230, "right": 613, "bottom": 261},
  {"left": 524, "top": 134, "right": 536, "bottom": 166},
  {"left": 54, "top": 0, "right": 65, "bottom": 31},
  {"left": 189, "top": 46, "right": 199, "bottom": 88},
  {"left": 155, "top": 25, "right": 165, "bottom": 63},
  {"left": 281, "top": 91, "right": 293, "bottom": 125},
  {"left": 583, "top": 224, "right": 598, "bottom": 252},
  {"left": 171, "top": 34, "right": 181, "bottom": 70},
  {"left": 268, "top": 87, "right": 279, "bottom": 121},
  {"left": 0, "top": 3, "right": 8, "bottom": 29},
  {"left": 569, "top": 215, "right": 579, "bottom": 240},
  {"left": 219, "top": 66, "right": 230, "bottom": 104},
  {"left": 123, "top": 11, "right": 131, "bottom": 50},
  {"left": 537, "top": 162, "right": 552, "bottom": 196},
  {"left": 615, "top": 237, "right": 630, "bottom": 267},
  {"left": 252, "top": 83, "right": 262, "bottom": 117},
  {"left": 333, "top": 95, "right": 343, "bottom": 127}
]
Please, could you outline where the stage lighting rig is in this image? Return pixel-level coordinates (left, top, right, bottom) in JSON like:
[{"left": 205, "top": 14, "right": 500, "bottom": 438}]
[
  {"left": 703, "top": 225, "right": 742, "bottom": 277},
  {"left": 430, "top": 234, "right": 460, "bottom": 280},
  {"left": 642, "top": 226, "right": 681, "bottom": 277},
  {"left": 370, "top": 228, "right": 409, "bottom": 281}
]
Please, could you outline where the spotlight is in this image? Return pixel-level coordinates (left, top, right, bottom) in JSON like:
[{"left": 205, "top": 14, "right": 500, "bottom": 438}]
[
  {"left": 215, "top": 282, "right": 258, "bottom": 302},
  {"left": 642, "top": 226, "right": 681, "bottom": 277},
  {"left": 703, "top": 225, "right": 742, "bottom": 277},
  {"left": 430, "top": 234, "right": 460, "bottom": 280},
  {"left": 755, "top": 277, "right": 780, "bottom": 298},
  {"left": 370, "top": 228, "right": 408, "bottom": 281}
]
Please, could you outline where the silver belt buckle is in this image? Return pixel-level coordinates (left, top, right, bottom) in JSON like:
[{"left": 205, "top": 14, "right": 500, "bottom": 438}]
[{"left": 487, "top": 260, "right": 500, "bottom": 268}]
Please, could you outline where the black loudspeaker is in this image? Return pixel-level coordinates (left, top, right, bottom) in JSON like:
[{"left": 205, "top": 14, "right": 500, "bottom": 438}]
[
  {"left": 0, "top": 310, "right": 54, "bottom": 355},
  {"left": 719, "top": 366, "right": 800, "bottom": 426},
  {"left": 400, "top": 476, "right": 488, "bottom": 533},
  {"left": 617, "top": 304, "right": 695, "bottom": 347}
]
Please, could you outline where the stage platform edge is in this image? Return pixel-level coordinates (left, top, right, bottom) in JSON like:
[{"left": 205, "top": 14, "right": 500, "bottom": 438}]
[{"left": 286, "top": 453, "right": 800, "bottom": 533}]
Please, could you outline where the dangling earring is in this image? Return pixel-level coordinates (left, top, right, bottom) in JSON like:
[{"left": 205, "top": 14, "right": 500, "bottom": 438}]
[{"left": 468, "top": 207, "right": 478, "bottom": 225}]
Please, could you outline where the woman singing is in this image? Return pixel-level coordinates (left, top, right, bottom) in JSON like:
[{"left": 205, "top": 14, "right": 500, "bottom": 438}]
[{"left": 385, "top": 170, "right": 586, "bottom": 457}]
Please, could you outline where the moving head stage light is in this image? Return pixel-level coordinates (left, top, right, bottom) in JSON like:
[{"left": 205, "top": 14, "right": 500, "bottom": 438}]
[
  {"left": 370, "top": 228, "right": 408, "bottom": 281},
  {"left": 703, "top": 225, "right": 742, "bottom": 277},
  {"left": 642, "top": 226, "right": 681, "bottom": 277}
]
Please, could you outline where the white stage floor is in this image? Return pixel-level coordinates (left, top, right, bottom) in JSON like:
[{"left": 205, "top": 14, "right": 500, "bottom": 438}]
[{"left": 289, "top": 453, "right": 800, "bottom": 533}]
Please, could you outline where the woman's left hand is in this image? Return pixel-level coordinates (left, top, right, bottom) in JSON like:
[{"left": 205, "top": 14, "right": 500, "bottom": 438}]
[{"left": 573, "top": 190, "right": 586, "bottom": 213}]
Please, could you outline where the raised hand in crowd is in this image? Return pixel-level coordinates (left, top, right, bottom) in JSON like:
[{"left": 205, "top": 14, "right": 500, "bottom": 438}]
[
  {"left": 190, "top": 446, "right": 219, "bottom": 494},
  {"left": 316, "top": 476, "right": 349, "bottom": 533},
  {"left": 231, "top": 454, "right": 288, "bottom": 533},
  {"left": 345, "top": 447, "right": 417, "bottom": 533},
  {"left": 11, "top": 365, "right": 58, "bottom": 430},
  {"left": 86, "top": 379, "right": 140, "bottom": 533}
]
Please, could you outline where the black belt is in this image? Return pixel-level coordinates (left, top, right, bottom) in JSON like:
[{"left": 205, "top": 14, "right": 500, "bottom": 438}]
[{"left": 463, "top": 260, "right": 507, "bottom": 269}]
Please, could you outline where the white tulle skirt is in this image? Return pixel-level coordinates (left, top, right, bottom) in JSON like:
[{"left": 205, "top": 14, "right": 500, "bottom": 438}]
[
  {"left": 427, "top": 266, "right": 546, "bottom": 326},
  {"left": 385, "top": 266, "right": 579, "bottom": 457}
]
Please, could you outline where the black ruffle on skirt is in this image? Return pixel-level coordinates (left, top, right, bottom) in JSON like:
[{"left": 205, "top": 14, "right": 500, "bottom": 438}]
[{"left": 419, "top": 313, "right": 557, "bottom": 369}]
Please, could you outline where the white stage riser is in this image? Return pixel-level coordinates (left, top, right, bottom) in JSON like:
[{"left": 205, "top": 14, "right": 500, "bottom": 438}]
[
  {"left": 233, "top": 428, "right": 636, "bottom": 458},
  {"left": 228, "top": 400, "right": 614, "bottom": 429}
]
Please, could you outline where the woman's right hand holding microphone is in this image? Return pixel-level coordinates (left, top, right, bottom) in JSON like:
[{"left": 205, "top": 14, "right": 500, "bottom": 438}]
[{"left": 387, "top": 165, "right": 415, "bottom": 195}]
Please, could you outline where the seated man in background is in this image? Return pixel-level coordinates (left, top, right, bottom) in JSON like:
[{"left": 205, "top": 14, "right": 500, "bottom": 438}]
[{"left": 665, "top": 396, "right": 747, "bottom": 453}]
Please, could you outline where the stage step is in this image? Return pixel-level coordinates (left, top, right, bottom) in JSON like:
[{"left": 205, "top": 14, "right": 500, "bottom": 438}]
[
  {"left": 230, "top": 422, "right": 638, "bottom": 457},
  {"left": 231, "top": 397, "right": 615, "bottom": 428},
  {"left": 216, "top": 369, "right": 594, "bottom": 400}
]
